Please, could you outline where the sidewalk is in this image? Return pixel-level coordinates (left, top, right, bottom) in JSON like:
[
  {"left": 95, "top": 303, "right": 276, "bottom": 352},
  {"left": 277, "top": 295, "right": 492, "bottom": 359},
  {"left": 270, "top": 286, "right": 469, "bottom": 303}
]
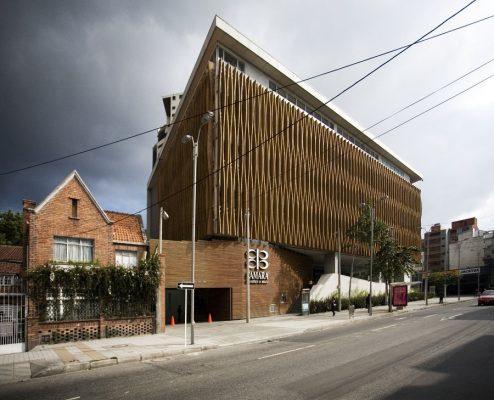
[{"left": 0, "top": 296, "right": 475, "bottom": 385}]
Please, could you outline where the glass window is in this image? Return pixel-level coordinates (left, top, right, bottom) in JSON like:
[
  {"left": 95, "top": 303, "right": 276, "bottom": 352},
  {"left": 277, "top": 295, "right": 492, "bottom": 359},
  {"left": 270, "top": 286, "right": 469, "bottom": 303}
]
[
  {"left": 116, "top": 251, "right": 138, "bottom": 268},
  {"left": 71, "top": 198, "right": 78, "bottom": 218},
  {"left": 54, "top": 237, "right": 93, "bottom": 263}
]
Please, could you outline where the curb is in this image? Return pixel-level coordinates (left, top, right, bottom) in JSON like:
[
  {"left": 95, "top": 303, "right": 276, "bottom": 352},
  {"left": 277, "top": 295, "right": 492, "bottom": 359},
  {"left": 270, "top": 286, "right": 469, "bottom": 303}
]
[{"left": 0, "top": 299, "right": 476, "bottom": 385}]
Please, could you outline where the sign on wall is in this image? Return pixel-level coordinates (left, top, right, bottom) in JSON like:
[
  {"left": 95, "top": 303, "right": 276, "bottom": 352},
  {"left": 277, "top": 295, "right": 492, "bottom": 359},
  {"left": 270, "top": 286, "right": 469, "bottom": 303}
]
[{"left": 246, "top": 249, "right": 269, "bottom": 284}]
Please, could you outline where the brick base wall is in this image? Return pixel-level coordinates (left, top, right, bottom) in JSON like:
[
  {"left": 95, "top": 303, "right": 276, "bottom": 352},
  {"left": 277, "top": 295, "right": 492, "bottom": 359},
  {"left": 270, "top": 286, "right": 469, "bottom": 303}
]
[{"left": 27, "top": 316, "right": 155, "bottom": 350}]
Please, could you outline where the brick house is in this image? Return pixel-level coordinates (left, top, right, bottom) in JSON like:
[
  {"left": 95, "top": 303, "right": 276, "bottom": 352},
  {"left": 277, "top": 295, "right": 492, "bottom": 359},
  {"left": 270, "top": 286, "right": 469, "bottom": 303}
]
[{"left": 23, "top": 170, "right": 150, "bottom": 350}]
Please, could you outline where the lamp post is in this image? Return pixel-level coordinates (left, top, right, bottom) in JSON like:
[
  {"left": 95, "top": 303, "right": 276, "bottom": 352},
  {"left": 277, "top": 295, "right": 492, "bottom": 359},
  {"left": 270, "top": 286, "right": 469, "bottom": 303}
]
[
  {"left": 182, "top": 111, "right": 214, "bottom": 345},
  {"left": 360, "top": 202, "right": 375, "bottom": 316},
  {"left": 246, "top": 209, "right": 251, "bottom": 323},
  {"left": 360, "top": 196, "right": 387, "bottom": 316},
  {"left": 157, "top": 207, "right": 169, "bottom": 333},
  {"left": 421, "top": 227, "right": 429, "bottom": 305}
]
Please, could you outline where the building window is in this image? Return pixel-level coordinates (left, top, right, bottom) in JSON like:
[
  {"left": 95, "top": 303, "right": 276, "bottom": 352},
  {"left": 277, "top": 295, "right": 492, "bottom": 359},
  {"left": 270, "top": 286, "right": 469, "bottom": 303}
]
[
  {"left": 71, "top": 198, "right": 79, "bottom": 218},
  {"left": 218, "top": 47, "right": 245, "bottom": 72},
  {"left": 54, "top": 237, "right": 93, "bottom": 263},
  {"left": 115, "top": 250, "right": 138, "bottom": 268},
  {"left": 0, "top": 274, "right": 16, "bottom": 286}
]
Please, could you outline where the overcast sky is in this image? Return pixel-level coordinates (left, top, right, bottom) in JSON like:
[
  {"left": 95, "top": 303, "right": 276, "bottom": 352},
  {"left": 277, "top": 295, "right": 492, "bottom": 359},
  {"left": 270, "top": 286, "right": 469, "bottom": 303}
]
[{"left": 1, "top": 0, "right": 493, "bottom": 234}]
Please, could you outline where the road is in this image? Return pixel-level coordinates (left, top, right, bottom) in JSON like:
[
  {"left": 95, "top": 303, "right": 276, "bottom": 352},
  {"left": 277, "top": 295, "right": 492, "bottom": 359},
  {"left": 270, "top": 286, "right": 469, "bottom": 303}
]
[{"left": 2, "top": 300, "right": 493, "bottom": 399}]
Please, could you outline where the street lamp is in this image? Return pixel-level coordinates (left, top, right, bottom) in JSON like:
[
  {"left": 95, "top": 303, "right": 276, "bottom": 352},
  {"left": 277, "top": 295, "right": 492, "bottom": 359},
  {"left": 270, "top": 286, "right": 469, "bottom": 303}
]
[
  {"left": 421, "top": 227, "right": 430, "bottom": 305},
  {"left": 157, "top": 208, "right": 169, "bottom": 333},
  {"left": 360, "top": 195, "right": 388, "bottom": 316},
  {"left": 182, "top": 111, "right": 214, "bottom": 345}
]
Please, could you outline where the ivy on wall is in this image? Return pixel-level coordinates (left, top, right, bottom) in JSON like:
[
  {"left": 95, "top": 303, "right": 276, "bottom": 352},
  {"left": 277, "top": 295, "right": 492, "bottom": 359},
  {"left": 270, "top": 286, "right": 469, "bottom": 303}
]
[{"left": 27, "top": 255, "right": 160, "bottom": 321}]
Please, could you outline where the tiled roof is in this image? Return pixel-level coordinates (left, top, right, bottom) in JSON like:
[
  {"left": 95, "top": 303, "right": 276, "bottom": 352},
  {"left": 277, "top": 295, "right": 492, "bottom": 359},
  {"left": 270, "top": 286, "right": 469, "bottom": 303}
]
[
  {"left": 105, "top": 211, "right": 146, "bottom": 244},
  {"left": 0, "top": 245, "right": 23, "bottom": 262}
]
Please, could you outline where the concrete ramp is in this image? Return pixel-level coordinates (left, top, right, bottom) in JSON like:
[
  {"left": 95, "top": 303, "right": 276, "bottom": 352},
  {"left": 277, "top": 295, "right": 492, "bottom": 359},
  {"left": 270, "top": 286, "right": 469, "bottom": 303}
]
[{"left": 310, "top": 273, "right": 386, "bottom": 301}]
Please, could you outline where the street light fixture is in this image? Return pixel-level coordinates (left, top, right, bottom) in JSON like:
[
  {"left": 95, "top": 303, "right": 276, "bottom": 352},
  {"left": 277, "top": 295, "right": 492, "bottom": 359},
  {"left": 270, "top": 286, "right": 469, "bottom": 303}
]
[
  {"left": 420, "top": 227, "right": 430, "bottom": 305},
  {"left": 157, "top": 207, "right": 169, "bottom": 333},
  {"left": 360, "top": 195, "right": 388, "bottom": 316},
  {"left": 182, "top": 111, "right": 214, "bottom": 345}
]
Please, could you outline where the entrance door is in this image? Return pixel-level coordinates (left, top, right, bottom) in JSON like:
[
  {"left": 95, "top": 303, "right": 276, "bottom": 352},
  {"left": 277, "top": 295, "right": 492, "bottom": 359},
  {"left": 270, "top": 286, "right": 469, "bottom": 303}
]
[
  {"left": 0, "top": 275, "right": 26, "bottom": 354},
  {"left": 165, "top": 288, "right": 232, "bottom": 324}
]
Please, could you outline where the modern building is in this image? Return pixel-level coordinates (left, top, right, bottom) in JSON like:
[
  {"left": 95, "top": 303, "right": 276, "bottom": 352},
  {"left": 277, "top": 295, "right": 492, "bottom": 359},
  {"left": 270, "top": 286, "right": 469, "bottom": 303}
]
[
  {"left": 148, "top": 16, "right": 422, "bottom": 322},
  {"left": 423, "top": 223, "right": 450, "bottom": 272},
  {"left": 423, "top": 217, "right": 492, "bottom": 293}
]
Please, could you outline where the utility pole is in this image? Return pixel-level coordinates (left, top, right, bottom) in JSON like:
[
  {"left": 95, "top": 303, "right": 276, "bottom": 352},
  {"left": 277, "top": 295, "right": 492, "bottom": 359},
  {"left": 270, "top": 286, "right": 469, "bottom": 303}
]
[{"left": 246, "top": 209, "right": 251, "bottom": 323}]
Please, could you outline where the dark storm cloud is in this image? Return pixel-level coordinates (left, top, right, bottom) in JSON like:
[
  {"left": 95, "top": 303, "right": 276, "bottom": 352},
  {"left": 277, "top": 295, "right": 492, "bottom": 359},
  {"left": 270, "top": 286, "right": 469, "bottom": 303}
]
[
  {"left": 0, "top": 0, "right": 176, "bottom": 214},
  {"left": 1, "top": 0, "right": 493, "bottom": 230}
]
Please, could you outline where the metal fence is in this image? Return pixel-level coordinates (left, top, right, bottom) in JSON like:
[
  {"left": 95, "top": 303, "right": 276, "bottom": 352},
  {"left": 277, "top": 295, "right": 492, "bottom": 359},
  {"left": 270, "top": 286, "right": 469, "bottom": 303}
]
[
  {"left": 41, "top": 292, "right": 153, "bottom": 322},
  {"left": 0, "top": 275, "right": 26, "bottom": 352}
]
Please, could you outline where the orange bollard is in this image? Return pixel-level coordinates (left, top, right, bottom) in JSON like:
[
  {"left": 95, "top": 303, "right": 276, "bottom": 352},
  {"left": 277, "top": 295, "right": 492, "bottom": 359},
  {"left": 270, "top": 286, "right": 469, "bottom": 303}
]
[
  {"left": 170, "top": 315, "right": 175, "bottom": 326},
  {"left": 208, "top": 313, "right": 213, "bottom": 323}
]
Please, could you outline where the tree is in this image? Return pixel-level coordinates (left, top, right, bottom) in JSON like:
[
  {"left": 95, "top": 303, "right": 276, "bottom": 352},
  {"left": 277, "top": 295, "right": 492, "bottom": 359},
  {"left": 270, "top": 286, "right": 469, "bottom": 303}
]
[
  {"left": 374, "top": 234, "right": 419, "bottom": 312},
  {"left": 347, "top": 199, "right": 418, "bottom": 312},
  {"left": 346, "top": 199, "right": 388, "bottom": 249},
  {"left": 0, "top": 210, "right": 23, "bottom": 246},
  {"left": 427, "top": 270, "right": 460, "bottom": 298}
]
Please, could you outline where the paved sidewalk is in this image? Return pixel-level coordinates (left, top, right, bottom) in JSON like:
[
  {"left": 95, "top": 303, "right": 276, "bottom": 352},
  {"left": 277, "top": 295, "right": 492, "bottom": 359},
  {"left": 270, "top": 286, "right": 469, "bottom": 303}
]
[{"left": 0, "top": 296, "right": 475, "bottom": 385}]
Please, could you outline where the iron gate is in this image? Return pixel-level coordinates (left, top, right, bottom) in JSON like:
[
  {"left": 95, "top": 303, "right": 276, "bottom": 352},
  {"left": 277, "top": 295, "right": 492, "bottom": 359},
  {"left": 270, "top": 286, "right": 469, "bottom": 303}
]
[{"left": 0, "top": 274, "right": 26, "bottom": 354}]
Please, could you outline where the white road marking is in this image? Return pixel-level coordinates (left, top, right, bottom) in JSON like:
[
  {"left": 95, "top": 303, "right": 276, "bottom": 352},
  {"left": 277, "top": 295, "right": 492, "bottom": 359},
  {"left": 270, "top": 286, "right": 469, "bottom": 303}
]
[
  {"left": 441, "top": 313, "right": 464, "bottom": 321},
  {"left": 396, "top": 317, "right": 407, "bottom": 320},
  {"left": 65, "top": 397, "right": 81, "bottom": 400},
  {"left": 372, "top": 324, "right": 397, "bottom": 332},
  {"left": 258, "top": 345, "right": 315, "bottom": 360},
  {"left": 424, "top": 314, "right": 439, "bottom": 318}
]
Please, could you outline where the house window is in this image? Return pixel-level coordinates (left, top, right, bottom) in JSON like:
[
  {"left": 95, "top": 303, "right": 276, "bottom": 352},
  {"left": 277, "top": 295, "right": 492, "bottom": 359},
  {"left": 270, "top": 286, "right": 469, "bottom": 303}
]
[
  {"left": 115, "top": 250, "right": 138, "bottom": 268},
  {"left": 0, "top": 274, "right": 16, "bottom": 286},
  {"left": 71, "top": 198, "right": 78, "bottom": 218},
  {"left": 54, "top": 237, "right": 93, "bottom": 263}
]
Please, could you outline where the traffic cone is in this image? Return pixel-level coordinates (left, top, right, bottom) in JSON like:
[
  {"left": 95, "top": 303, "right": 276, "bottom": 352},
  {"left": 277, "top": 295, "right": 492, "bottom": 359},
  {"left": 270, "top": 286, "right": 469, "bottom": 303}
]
[
  {"left": 170, "top": 315, "right": 175, "bottom": 327},
  {"left": 208, "top": 313, "right": 213, "bottom": 323}
]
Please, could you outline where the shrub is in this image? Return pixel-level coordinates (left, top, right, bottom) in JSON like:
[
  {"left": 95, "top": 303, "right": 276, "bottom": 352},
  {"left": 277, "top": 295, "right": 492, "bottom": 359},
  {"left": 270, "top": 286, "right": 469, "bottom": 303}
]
[{"left": 309, "top": 290, "right": 386, "bottom": 313}]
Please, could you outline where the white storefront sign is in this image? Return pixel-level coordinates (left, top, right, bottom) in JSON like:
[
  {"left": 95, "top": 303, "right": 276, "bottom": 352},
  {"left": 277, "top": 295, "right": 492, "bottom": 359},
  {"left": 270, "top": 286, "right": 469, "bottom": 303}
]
[{"left": 246, "top": 249, "right": 269, "bottom": 284}]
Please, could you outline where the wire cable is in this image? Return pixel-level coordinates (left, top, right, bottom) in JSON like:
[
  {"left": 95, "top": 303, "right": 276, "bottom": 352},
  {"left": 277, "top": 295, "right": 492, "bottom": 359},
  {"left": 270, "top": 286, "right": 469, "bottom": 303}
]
[
  {"left": 69, "top": 1, "right": 480, "bottom": 237},
  {"left": 0, "top": 10, "right": 489, "bottom": 176}
]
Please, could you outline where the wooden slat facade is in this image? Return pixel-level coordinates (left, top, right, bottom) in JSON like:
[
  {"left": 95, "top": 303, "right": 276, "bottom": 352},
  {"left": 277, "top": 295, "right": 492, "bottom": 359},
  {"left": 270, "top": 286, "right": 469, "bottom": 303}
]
[{"left": 149, "top": 59, "right": 421, "bottom": 255}]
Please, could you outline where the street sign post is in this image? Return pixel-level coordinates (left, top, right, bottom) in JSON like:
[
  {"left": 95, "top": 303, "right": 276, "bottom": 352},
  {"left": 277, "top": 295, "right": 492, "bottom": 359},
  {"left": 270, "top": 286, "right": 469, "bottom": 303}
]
[
  {"left": 177, "top": 282, "right": 195, "bottom": 290},
  {"left": 177, "top": 282, "right": 194, "bottom": 347}
]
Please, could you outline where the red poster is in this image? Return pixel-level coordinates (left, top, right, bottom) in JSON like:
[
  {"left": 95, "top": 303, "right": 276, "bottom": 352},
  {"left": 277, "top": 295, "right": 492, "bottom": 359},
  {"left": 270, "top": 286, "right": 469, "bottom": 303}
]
[{"left": 392, "top": 285, "right": 408, "bottom": 307}]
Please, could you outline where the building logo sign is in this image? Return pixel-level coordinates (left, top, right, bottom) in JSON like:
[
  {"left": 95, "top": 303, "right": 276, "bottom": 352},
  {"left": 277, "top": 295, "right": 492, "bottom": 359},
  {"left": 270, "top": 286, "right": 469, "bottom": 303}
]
[{"left": 246, "top": 249, "right": 269, "bottom": 284}]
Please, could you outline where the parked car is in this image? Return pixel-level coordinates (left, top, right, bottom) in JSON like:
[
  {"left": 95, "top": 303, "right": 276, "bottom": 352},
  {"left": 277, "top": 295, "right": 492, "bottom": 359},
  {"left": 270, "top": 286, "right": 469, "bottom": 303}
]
[{"left": 478, "top": 290, "right": 494, "bottom": 306}]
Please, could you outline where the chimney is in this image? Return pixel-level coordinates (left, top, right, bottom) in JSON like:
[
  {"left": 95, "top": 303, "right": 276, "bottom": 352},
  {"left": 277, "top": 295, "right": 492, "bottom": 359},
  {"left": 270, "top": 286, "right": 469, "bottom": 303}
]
[{"left": 22, "top": 199, "right": 36, "bottom": 271}]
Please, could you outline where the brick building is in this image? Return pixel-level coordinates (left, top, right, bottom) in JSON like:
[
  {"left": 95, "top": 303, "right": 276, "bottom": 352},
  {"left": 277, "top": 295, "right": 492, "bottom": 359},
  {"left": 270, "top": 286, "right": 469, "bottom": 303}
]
[{"left": 23, "top": 170, "right": 149, "bottom": 351}]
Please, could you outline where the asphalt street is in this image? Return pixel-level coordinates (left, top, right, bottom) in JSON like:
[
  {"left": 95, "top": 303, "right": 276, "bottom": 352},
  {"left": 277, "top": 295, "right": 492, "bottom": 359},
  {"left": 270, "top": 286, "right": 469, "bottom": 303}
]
[{"left": 2, "top": 300, "right": 492, "bottom": 400}]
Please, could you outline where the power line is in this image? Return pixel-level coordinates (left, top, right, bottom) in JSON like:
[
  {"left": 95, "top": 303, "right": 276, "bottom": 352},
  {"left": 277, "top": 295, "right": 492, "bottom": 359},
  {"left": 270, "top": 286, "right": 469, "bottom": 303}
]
[
  {"left": 1, "top": 10, "right": 490, "bottom": 176},
  {"left": 71, "top": 1, "right": 479, "bottom": 237},
  {"left": 209, "top": 72, "right": 494, "bottom": 235},
  {"left": 364, "top": 57, "right": 494, "bottom": 131},
  {"left": 373, "top": 74, "right": 494, "bottom": 139}
]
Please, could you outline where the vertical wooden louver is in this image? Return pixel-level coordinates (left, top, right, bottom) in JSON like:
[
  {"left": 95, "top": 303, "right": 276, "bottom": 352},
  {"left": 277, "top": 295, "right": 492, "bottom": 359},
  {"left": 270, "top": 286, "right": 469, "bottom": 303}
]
[{"left": 151, "top": 59, "right": 421, "bottom": 256}]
